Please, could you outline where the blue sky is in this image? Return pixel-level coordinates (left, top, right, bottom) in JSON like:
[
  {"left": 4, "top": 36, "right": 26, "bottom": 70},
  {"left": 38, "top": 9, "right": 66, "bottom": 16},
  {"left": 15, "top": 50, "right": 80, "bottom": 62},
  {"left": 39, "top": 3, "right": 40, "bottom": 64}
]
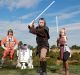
[{"left": 0, "top": 0, "right": 80, "bottom": 47}]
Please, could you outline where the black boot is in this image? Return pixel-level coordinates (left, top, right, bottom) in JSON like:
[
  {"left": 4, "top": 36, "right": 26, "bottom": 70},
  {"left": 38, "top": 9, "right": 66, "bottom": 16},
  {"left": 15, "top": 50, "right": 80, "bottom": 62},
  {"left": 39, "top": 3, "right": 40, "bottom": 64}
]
[
  {"left": 40, "top": 72, "right": 47, "bottom": 75},
  {"left": 40, "top": 61, "right": 47, "bottom": 75},
  {"left": 42, "top": 72, "right": 47, "bottom": 75}
]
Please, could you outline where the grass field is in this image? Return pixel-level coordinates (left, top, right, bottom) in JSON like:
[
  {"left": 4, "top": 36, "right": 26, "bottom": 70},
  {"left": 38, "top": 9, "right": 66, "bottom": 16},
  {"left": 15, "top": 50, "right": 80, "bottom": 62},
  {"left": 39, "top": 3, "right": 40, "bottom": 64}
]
[
  {"left": 0, "top": 49, "right": 80, "bottom": 75},
  {"left": 0, "top": 64, "right": 80, "bottom": 75}
]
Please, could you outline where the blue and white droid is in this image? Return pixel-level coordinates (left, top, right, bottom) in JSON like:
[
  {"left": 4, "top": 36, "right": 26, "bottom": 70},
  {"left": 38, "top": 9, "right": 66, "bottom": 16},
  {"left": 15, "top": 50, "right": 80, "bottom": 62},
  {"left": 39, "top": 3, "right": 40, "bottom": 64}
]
[{"left": 16, "top": 44, "right": 33, "bottom": 69}]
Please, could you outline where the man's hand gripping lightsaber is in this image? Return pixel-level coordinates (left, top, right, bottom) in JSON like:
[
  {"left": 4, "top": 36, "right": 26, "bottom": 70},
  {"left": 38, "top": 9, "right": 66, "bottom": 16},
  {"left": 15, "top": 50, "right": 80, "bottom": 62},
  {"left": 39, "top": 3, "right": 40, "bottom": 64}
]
[{"left": 28, "top": 1, "right": 55, "bottom": 28}]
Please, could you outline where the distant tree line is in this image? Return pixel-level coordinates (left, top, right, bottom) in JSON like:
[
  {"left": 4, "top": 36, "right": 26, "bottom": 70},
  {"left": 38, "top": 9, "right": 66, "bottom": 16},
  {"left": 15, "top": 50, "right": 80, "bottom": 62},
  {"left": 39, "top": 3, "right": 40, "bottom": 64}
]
[{"left": 50, "top": 44, "right": 80, "bottom": 50}]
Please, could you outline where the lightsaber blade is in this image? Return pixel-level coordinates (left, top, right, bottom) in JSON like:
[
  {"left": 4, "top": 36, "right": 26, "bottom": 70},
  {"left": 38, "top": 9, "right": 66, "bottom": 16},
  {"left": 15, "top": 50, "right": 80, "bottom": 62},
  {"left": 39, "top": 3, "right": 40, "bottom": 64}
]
[
  {"left": 56, "top": 16, "right": 59, "bottom": 35},
  {"left": 34, "top": 1, "right": 55, "bottom": 21}
]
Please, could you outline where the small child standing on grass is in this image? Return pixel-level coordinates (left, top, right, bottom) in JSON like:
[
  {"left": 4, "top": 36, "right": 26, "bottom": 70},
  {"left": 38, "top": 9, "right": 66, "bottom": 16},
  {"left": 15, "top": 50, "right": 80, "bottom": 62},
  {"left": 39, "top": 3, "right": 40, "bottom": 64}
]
[{"left": 57, "top": 28, "right": 70, "bottom": 75}]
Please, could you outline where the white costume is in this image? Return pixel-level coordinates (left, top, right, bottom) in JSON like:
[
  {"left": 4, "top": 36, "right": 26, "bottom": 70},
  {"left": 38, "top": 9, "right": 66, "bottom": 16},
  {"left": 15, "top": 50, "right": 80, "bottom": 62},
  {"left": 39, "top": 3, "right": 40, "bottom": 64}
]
[{"left": 16, "top": 44, "right": 33, "bottom": 69}]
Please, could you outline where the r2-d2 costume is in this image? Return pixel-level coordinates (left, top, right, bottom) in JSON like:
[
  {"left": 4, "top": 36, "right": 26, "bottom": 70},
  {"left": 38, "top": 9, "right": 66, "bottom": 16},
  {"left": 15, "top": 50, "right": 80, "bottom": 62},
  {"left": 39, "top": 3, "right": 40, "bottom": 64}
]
[{"left": 16, "top": 44, "right": 33, "bottom": 69}]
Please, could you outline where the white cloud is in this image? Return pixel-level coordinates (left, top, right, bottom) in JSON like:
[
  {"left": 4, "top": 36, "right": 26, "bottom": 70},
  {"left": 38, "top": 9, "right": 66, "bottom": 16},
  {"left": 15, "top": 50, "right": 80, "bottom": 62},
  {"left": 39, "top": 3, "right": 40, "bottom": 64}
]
[
  {"left": 19, "top": 11, "right": 40, "bottom": 20},
  {"left": 0, "top": 20, "right": 37, "bottom": 46},
  {"left": 49, "top": 22, "right": 80, "bottom": 33},
  {"left": 45, "top": 5, "right": 80, "bottom": 20},
  {"left": 49, "top": 22, "right": 80, "bottom": 46},
  {"left": 0, "top": 0, "right": 41, "bottom": 11},
  {"left": 59, "top": 10, "right": 80, "bottom": 20},
  {"left": 19, "top": 13, "right": 33, "bottom": 20},
  {"left": 0, "top": 20, "right": 80, "bottom": 47},
  {"left": 59, "top": 23, "right": 80, "bottom": 31}
]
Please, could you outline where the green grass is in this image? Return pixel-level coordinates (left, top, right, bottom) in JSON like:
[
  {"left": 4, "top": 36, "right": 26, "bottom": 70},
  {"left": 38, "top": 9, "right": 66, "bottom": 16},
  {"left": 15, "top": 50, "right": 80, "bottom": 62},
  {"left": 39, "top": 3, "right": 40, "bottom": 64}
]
[
  {"left": 69, "top": 65, "right": 80, "bottom": 74},
  {"left": 0, "top": 64, "right": 80, "bottom": 75}
]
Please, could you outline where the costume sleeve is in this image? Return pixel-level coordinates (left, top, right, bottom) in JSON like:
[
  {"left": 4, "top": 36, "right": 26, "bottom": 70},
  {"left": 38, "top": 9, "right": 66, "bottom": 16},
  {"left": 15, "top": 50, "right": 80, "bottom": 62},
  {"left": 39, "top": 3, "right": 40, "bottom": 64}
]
[
  {"left": 14, "top": 37, "right": 19, "bottom": 50},
  {"left": 1, "top": 37, "right": 6, "bottom": 49},
  {"left": 29, "top": 27, "right": 47, "bottom": 38}
]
